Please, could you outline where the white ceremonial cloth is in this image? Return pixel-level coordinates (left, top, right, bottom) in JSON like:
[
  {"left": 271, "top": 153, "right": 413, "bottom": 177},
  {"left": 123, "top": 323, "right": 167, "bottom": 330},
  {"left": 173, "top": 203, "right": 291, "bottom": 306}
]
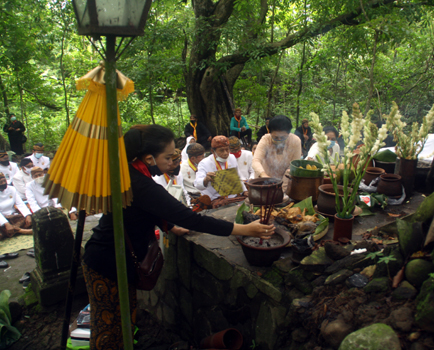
[
  {"left": 194, "top": 154, "right": 246, "bottom": 201},
  {"left": 0, "top": 186, "right": 31, "bottom": 226},
  {"left": 26, "top": 180, "right": 61, "bottom": 213},
  {"left": 181, "top": 136, "right": 195, "bottom": 164},
  {"left": 180, "top": 161, "right": 200, "bottom": 195},
  {"left": 153, "top": 173, "right": 190, "bottom": 205},
  {"left": 235, "top": 150, "right": 254, "bottom": 181},
  {"left": 12, "top": 169, "right": 33, "bottom": 200},
  {"left": 0, "top": 162, "right": 18, "bottom": 185},
  {"left": 26, "top": 154, "right": 51, "bottom": 170}
]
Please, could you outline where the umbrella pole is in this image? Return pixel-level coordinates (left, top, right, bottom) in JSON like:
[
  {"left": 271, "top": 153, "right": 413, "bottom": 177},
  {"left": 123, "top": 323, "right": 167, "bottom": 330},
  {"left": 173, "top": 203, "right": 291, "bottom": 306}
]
[
  {"left": 105, "top": 34, "right": 134, "bottom": 350},
  {"left": 60, "top": 209, "right": 87, "bottom": 350}
]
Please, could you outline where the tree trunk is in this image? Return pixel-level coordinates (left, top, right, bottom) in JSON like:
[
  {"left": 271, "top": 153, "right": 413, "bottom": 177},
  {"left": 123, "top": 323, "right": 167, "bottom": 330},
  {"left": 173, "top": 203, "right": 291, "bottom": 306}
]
[
  {"left": 60, "top": 27, "right": 70, "bottom": 126},
  {"left": 0, "top": 75, "right": 9, "bottom": 116},
  {"left": 266, "top": 51, "right": 284, "bottom": 119},
  {"left": 365, "top": 29, "right": 379, "bottom": 116},
  {"left": 296, "top": 41, "right": 306, "bottom": 128}
]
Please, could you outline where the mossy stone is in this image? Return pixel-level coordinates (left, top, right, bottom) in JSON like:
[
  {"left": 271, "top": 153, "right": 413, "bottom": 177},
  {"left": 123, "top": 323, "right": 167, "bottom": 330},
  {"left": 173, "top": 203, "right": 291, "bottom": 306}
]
[
  {"left": 415, "top": 277, "right": 434, "bottom": 331},
  {"left": 363, "top": 277, "right": 389, "bottom": 293},
  {"left": 405, "top": 259, "right": 434, "bottom": 287},
  {"left": 339, "top": 323, "right": 400, "bottom": 350}
]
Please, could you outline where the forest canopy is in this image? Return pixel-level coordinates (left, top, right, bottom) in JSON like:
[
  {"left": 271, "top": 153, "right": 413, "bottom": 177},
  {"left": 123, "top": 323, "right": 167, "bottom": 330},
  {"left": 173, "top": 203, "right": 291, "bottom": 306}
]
[{"left": 1, "top": 0, "right": 434, "bottom": 151}]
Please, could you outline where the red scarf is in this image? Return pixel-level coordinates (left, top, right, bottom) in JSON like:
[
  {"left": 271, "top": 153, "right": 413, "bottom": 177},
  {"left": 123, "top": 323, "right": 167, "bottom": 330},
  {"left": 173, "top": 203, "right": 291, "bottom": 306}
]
[
  {"left": 132, "top": 159, "right": 151, "bottom": 178},
  {"left": 235, "top": 115, "right": 241, "bottom": 137},
  {"left": 232, "top": 150, "right": 242, "bottom": 158}
]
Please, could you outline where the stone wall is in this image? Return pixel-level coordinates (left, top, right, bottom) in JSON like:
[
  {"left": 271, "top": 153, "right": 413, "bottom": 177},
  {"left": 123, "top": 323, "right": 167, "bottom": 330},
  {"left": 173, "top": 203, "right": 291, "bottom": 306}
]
[{"left": 137, "top": 231, "right": 294, "bottom": 349}]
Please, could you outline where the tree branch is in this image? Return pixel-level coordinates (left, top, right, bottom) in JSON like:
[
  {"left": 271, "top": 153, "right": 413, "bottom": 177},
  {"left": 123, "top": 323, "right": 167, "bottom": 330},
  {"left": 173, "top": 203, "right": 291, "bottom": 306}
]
[{"left": 23, "top": 89, "right": 62, "bottom": 111}]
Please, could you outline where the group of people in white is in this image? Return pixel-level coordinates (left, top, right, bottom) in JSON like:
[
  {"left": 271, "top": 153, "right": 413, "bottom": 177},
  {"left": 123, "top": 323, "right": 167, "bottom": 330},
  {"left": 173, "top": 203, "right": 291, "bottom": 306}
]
[{"left": 0, "top": 143, "right": 76, "bottom": 240}]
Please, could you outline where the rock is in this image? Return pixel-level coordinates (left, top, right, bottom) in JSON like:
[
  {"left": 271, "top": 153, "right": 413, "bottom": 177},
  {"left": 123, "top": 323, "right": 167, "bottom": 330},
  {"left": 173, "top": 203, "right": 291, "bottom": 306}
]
[
  {"left": 321, "top": 316, "right": 353, "bottom": 349},
  {"left": 325, "top": 269, "right": 353, "bottom": 286},
  {"left": 273, "top": 257, "right": 295, "bottom": 274},
  {"left": 372, "top": 245, "right": 404, "bottom": 279},
  {"left": 415, "top": 277, "right": 434, "bottom": 332},
  {"left": 300, "top": 247, "right": 334, "bottom": 272},
  {"left": 354, "top": 240, "right": 379, "bottom": 252},
  {"left": 411, "top": 343, "right": 428, "bottom": 350},
  {"left": 312, "top": 275, "right": 327, "bottom": 287},
  {"left": 324, "top": 242, "right": 351, "bottom": 260},
  {"left": 325, "top": 253, "right": 370, "bottom": 274},
  {"left": 389, "top": 306, "right": 413, "bottom": 332},
  {"left": 412, "top": 192, "right": 434, "bottom": 223},
  {"left": 363, "top": 277, "right": 390, "bottom": 293},
  {"left": 285, "top": 268, "right": 313, "bottom": 295},
  {"left": 339, "top": 323, "right": 400, "bottom": 350},
  {"left": 360, "top": 265, "right": 376, "bottom": 278},
  {"left": 391, "top": 280, "right": 417, "bottom": 301},
  {"left": 405, "top": 259, "right": 434, "bottom": 287},
  {"left": 346, "top": 273, "right": 369, "bottom": 288},
  {"left": 8, "top": 300, "right": 22, "bottom": 324},
  {"left": 263, "top": 269, "right": 284, "bottom": 288},
  {"left": 291, "top": 328, "right": 308, "bottom": 343},
  {"left": 397, "top": 219, "right": 425, "bottom": 258}
]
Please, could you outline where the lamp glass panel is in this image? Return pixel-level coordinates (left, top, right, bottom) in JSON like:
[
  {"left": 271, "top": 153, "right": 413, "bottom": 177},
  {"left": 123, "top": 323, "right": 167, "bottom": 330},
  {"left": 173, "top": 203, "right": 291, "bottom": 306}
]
[
  {"left": 96, "top": 0, "right": 147, "bottom": 29},
  {"left": 74, "top": 0, "right": 91, "bottom": 27}
]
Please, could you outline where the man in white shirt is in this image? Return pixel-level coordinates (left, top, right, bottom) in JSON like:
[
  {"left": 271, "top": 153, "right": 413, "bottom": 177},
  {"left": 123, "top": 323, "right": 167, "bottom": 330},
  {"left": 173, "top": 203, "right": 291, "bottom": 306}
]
[
  {"left": 307, "top": 126, "right": 340, "bottom": 164},
  {"left": 0, "top": 172, "right": 32, "bottom": 239},
  {"left": 228, "top": 136, "right": 254, "bottom": 182},
  {"left": 0, "top": 150, "right": 18, "bottom": 185},
  {"left": 180, "top": 143, "right": 205, "bottom": 201},
  {"left": 194, "top": 135, "right": 247, "bottom": 202},
  {"left": 26, "top": 143, "right": 50, "bottom": 172},
  {"left": 12, "top": 158, "right": 33, "bottom": 200},
  {"left": 26, "top": 167, "right": 62, "bottom": 213},
  {"left": 153, "top": 149, "right": 189, "bottom": 205}
]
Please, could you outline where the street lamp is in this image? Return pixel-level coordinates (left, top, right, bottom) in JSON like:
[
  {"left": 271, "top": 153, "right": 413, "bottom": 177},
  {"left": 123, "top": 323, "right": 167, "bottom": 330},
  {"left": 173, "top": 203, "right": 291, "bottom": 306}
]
[{"left": 66, "top": 1, "right": 152, "bottom": 350}]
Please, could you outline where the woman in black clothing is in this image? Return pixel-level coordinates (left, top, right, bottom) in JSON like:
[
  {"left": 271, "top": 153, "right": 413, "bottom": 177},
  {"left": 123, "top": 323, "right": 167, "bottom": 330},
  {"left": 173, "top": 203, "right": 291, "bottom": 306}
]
[{"left": 82, "top": 124, "right": 274, "bottom": 350}]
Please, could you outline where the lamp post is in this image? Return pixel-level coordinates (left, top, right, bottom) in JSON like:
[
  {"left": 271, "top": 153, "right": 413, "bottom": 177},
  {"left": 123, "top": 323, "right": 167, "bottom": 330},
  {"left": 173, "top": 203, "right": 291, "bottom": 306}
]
[{"left": 68, "top": 1, "right": 152, "bottom": 349}]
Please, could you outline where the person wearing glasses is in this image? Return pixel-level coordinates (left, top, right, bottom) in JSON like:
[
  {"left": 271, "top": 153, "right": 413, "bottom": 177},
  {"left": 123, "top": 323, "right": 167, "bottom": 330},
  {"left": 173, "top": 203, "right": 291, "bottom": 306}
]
[{"left": 252, "top": 115, "right": 302, "bottom": 193}]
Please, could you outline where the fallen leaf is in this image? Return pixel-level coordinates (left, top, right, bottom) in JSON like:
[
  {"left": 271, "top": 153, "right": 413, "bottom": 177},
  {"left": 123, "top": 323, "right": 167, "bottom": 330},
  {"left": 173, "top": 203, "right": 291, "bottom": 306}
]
[
  {"left": 372, "top": 238, "right": 383, "bottom": 244},
  {"left": 392, "top": 267, "right": 405, "bottom": 288}
]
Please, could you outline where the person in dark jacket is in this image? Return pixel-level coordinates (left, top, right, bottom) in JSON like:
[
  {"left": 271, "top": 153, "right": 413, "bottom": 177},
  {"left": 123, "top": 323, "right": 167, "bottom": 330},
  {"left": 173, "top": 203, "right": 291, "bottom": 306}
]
[
  {"left": 184, "top": 114, "right": 212, "bottom": 149},
  {"left": 295, "top": 118, "right": 313, "bottom": 157},
  {"left": 82, "top": 124, "right": 274, "bottom": 350},
  {"left": 3, "top": 114, "right": 25, "bottom": 155},
  {"left": 256, "top": 117, "right": 271, "bottom": 142}
]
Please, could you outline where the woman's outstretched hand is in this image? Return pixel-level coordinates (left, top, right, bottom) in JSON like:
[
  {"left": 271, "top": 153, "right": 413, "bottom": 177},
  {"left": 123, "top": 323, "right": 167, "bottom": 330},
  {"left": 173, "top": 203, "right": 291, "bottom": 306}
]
[{"left": 232, "top": 220, "right": 275, "bottom": 239}]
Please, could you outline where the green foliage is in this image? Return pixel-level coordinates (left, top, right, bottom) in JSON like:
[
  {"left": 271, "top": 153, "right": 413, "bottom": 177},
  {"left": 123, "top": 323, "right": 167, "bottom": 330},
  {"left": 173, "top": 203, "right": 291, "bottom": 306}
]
[
  {"left": 0, "top": 290, "right": 21, "bottom": 349},
  {"left": 367, "top": 251, "right": 384, "bottom": 260}
]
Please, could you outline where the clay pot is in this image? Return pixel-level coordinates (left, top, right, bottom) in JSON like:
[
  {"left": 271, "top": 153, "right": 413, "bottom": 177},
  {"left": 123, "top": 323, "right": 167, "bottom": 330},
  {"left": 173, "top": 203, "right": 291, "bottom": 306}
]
[
  {"left": 317, "top": 184, "right": 353, "bottom": 216},
  {"left": 333, "top": 214, "right": 354, "bottom": 241},
  {"left": 373, "top": 159, "right": 396, "bottom": 174},
  {"left": 352, "top": 149, "right": 373, "bottom": 171},
  {"left": 288, "top": 175, "right": 324, "bottom": 202},
  {"left": 363, "top": 167, "right": 385, "bottom": 186},
  {"left": 237, "top": 229, "right": 290, "bottom": 267},
  {"left": 377, "top": 174, "right": 402, "bottom": 197},
  {"left": 246, "top": 178, "right": 283, "bottom": 205},
  {"left": 200, "top": 328, "right": 243, "bottom": 350},
  {"left": 398, "top": 158, "right": 417, "bottom": 198}
]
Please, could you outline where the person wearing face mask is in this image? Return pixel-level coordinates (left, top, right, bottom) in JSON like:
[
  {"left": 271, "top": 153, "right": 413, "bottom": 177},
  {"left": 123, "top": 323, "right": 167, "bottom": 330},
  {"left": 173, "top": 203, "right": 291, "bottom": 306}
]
[
  {"left": 82, "top": 124, "right": 274, "bottom": 350},
  {"left": 0, "top": 173, "right": 32, "bottom": 242},
  {"left": 194, "top": 136, "right": 247, "bottom": 204},
  {"left": 26, "top": 143, "right": 51, "bottom": 171},
  {"left": 0, "top": 150, "right": 18, "bottom": 185},
  {"left": 229, "top": 136, "right": 254, "bottom": 182},
  {"left": 252, "top": 115, "right": 302, "bottom": 193},
  {"left": 3, "top": 114, "right": 26, "bottom": 155},
  {"left": 307, "top": 126, "right": 340, "bottom": 164},
  {"left": 152, "top": 148, "right": 189, "bottom": 205},
  {"left": 12, "top": 158, "right": 34, "bottom": 200}
]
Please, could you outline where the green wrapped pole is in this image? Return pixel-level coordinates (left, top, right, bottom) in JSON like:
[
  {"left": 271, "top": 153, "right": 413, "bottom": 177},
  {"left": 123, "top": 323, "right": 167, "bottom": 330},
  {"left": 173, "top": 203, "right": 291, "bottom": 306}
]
[{"left": 105, "top": 34, "right": 134, "bottom": 350}]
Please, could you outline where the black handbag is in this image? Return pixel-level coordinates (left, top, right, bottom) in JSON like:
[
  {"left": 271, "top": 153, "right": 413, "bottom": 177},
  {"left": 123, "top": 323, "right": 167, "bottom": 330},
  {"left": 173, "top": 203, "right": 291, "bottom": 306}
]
[
  {"left": 125, "top": 229, "right": 164, "bottom": 291},
  {"left": 21, "top": 134, "right": 27, "bottom": 143}
]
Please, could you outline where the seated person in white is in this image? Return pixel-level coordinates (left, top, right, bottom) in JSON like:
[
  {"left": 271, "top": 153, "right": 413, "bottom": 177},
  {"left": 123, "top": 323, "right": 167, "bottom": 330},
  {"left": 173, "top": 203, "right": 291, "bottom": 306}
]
[
  {"left": 181, "top": 136, "right": 196, "bottom": 164},
  {"left": 180, "top": 143, "right": 205, "bottom": 202},
  {"left": 228, "top": 136, "right": 254, "bottom": 182},
  {"left": 0, "top": 172, "right": 32, "bottom": 239},
  {"left": 0, "top": 150, "right": 18, "bottom": 185},
  {"left": 12, "top": 158, "right": 33, "bottom": 200},
  {"left": 26, "top": 143, "right": 50, "bottom": 172},
  {"left": 194, "top": 135, "right": 247, "bottom": 201},
  {"left": 153, "top": 149, "right": 189, "bottom": 205},
  {"left": 307, "top": 126, "right": 340, "bottom": 164}
]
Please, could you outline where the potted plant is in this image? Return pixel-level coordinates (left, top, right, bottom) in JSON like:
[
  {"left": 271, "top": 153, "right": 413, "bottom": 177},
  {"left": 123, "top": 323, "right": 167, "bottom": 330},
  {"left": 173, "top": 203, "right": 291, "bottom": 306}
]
[
  {"left": 310, "top": 103, "right": 388, "bottom": 240},
  {"left": 385, "top": 101, "right": 434, "bottom": 198}
]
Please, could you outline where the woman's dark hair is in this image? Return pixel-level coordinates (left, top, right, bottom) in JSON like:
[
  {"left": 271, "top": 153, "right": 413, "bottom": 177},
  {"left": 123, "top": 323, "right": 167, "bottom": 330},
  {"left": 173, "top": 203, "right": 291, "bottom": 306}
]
[
  {"left": 268, "top": 115, "right": 292, "bottom": 133},
  {"left": 323, "top": 126, "right": 338, "bottom": 139},
  {"left": 124, "top": 124, "right": 174, "bottom": 162}
]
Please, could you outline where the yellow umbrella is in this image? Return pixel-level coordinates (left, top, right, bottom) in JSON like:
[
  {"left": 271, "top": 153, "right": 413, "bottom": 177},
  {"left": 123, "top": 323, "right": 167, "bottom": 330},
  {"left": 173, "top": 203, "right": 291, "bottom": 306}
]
[
  {"left": 44, "top": 62, "right": 135, "bottom": 349},
  {"left": 44, "top": 63, "right": 133, "bottom": 213}
]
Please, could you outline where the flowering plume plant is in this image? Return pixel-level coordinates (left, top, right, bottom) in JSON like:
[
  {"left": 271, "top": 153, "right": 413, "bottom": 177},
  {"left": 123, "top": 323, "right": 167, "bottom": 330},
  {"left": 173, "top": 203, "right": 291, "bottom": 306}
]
[
  {"left": 385, "top": 101, "right": 434, "bottom": 160},
  {"left": 310, "top": 103, "right": 388, "bottom": 219}
]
